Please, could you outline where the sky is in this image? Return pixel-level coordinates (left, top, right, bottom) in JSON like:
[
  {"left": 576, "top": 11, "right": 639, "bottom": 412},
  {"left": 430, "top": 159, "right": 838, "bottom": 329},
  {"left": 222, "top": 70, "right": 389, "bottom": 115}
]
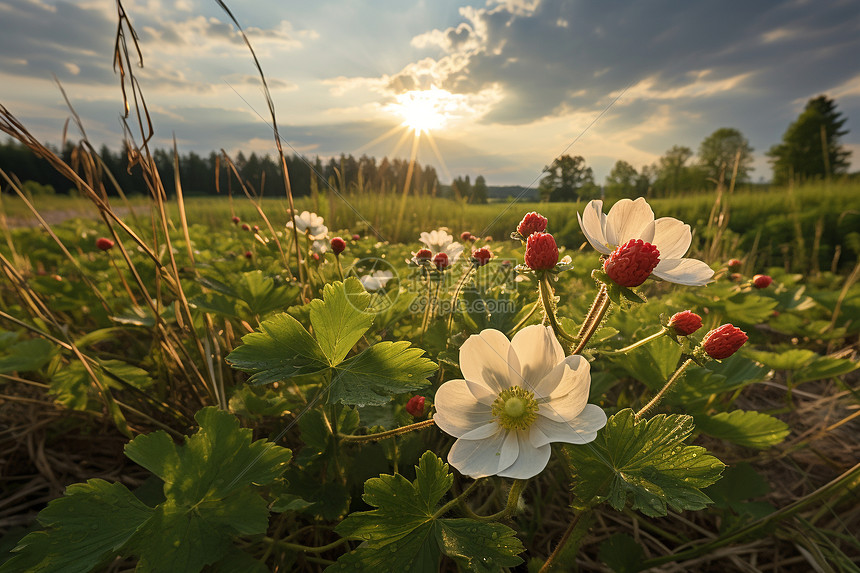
[{"left": 1, "top": 0, "right": 859, "bottom": 186}]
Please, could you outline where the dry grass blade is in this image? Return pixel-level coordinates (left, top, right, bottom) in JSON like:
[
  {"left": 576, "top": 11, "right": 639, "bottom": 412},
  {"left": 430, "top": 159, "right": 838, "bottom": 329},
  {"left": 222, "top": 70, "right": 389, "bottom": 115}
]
[{"left": 214, "top": 0, "right": 305, "bottom": 294}]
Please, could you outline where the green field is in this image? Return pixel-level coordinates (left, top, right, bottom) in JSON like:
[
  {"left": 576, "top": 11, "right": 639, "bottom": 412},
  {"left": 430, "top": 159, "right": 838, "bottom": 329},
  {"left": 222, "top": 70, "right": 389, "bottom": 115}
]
[{"left": 0, "top": 175, "right": 858, "bottom": 571}]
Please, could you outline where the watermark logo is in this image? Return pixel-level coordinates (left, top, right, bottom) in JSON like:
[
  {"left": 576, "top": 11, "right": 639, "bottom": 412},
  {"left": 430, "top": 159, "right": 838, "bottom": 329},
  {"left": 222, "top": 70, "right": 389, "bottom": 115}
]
[
  {"left": 345, "top": 257, "right": 400, "bottom": 313},
  {"left": 344, "top": 257, "right": 520, "bottom": 316}
]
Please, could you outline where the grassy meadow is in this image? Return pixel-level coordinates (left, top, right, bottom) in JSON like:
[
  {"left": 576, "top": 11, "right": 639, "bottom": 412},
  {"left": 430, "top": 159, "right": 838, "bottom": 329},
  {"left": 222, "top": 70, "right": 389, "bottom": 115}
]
[{"left": 0, "top": 167, "right": 858, "bottom": 571}]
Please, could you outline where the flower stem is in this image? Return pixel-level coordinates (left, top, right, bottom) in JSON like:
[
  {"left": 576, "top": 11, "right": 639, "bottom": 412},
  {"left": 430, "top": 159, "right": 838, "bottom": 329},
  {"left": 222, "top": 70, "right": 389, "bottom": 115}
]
[
  {"left": 538, "top": 274, "right": 577, "bottom": 343},
  {"left": 602, "top": 327, "right": 668, "bottom": 355},
  {"left": 635, "top": 358, "right": 694, "bottom": 421},
  {"left": 338, "top": 418, "right": 436, "bottom": 443},
  {"left": 263, "top": 536, "right": 347, "bottom": 554},
  {"left": 539, "top": 509, "right": 589, "bottom": 573},
  {"left": 433, "top": 478, "right": 485, "bottom": 519},
  {"left": 572, "top": 284, "right": 610, "bottom": 355},
  {"left": 334, "top": 256, "right": 344, "bottom": 281},
  {"left": 506, "top": 299, "right": 540, "bottom": 336},
  {"left": 446, "top": 264, "right": 476, "bottom": 345}
]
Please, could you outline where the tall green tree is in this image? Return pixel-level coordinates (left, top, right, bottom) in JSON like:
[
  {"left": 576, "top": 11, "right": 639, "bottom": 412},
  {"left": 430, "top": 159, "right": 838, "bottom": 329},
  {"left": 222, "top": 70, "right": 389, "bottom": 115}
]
[
  {"left": 470, "top": 175, "right": 488, "bottom": 204},
  {"left": 767, "top": 95, "right": 851, "bottom": 184},
  {"left": 653, "top": 146, "right": 694, "bottom": 196},
  {"left": 604, "top": 160, "right": 638, "bottom": 200},
  {"left": 538, "top": 155, "right": 595, "bottom": 202},
  {"left": 698, "top": 128, "right": 754, "bottom": 183}
]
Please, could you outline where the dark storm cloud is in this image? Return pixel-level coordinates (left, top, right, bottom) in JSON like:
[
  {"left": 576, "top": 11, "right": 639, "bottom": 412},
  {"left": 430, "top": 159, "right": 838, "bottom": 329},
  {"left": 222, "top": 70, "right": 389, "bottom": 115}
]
[
  {"left": 407, "top": 0, "right": 860, "bottom": 126},
  {"left": 0, "top": 0, "right": 116, "bottom": 83}
]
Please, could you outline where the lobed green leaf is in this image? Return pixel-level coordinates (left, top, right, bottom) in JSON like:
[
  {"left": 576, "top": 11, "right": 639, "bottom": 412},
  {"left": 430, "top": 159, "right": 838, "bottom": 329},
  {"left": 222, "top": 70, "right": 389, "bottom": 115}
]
[{"left": 565, "top": 409, "right": 724, "bottom": 517}]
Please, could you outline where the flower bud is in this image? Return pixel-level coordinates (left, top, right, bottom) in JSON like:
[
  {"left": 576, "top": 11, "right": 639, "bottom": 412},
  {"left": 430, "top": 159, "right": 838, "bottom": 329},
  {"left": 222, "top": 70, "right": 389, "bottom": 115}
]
[
  {"left": 433, "top": 252, "right": 450, "bottom": 270},
  {"left": 517, "top": 212, "right": 548, "bottom": 238},
  {"left": 472, "top": 247, "right": 492, "bottom": 267},
  {"left": 727, "top": 258, "right": 742, "bottom": 271},
  {"left": 352, "top": 234, "right": 361, "bottom": 241},
  {"left": 231, "top": 216, "right": 240, "bottom": 225},
  {"left": 668, "top": 310, "right": 702, "bottom": 336},
  {"left": 414, "top": 248, "right": 432, "bottom": 262},
  {"left": 702, "top": 324, "right": 748, "bottom": 359},
  {"left": 604, "top": 239, "right": 660, "bottom": 287},
  {"left": 95, "top": 238, "right": 114, "bottom": 251},
  {"left": 331, "top": 237, "right": 346, "bottom": 255},
  {"left": 244, "top": 251, "right": 253, "bottom": 260},
  {"left": 524, "top": 232, "right": 558, "bottom": 270},
  {"left": 460, "top": 231, "right": 473, "bottom": 241},
  {"left": 253, "top": 225, "right": 260, "bottom": 233},
  {"left": 753, "top": 274, "right": 772, "bottom": 289},
  {"left": 405, "top": 395, "right": 426, "bottom": 418},
  {"left": 241, "top": 223, "right": 251, "bottom": 232}
]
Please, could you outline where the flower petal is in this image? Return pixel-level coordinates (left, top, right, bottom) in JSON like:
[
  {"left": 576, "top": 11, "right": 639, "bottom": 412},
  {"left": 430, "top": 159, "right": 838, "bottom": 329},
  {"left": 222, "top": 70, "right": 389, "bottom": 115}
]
[
  {"left": 448, "top": 430, "right": 508, "bottom": 478},
  {"left": 497, "top": 431, "right": 551, "bottom": 479},
  {"left": 459, "top": 329, "right": 521, "bottom": 393},
  {"left": 605, "top": 198, "right": 655, "bottom": 247},
  {"left": 538, "top": 382, "right": 589, "bottom": 423},
  {"left": 578, "top": 200, "right": 612, "bottom": 255},
  {"left": 530, "top": 404, "right": 607, "bottom": 447},
  {"left": 511, "top": 325, "right": 564, "bottom": 390},
  {"left": 531, "top": 355, "right": 590, "bottom": 402},
  {"left": 459, "top": 421, "right": 502, "bottom": 441},
  {"left": 498, "top": 429, "right": 519, "bottom": 472},
  {"left": 651, "top": 217, "right": 692, "bottom": 260},
  {"left": 653, "top": 257, "right": 715, "bottom": 286},
  {"left": 433, "top": 379, "right": 495, "bottom": 438}
]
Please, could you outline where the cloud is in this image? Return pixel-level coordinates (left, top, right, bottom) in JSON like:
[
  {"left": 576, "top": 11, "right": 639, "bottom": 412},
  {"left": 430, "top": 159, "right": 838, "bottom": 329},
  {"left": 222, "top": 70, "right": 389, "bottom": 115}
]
[{"left": 387, "top": 0, "right": 860, "bottom": 130}]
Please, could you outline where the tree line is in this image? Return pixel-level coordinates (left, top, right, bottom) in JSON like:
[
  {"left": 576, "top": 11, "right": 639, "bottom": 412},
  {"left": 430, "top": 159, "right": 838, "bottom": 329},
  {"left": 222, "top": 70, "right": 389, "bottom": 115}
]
[
  {"left": 538, "top": 95, "right": 853, "bottom": 202},
  {"left": 0, "top": 95, "right": 852, "bottom": 202},
  {"left": 0, "top": 142, "right": 440, "bottom": 199}
]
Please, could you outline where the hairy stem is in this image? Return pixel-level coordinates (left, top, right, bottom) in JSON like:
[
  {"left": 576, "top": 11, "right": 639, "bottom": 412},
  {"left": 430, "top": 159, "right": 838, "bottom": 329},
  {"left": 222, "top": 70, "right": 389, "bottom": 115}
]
[
  {"left": 538, "top": 274, "right": 577, "bottom": 343},
  {"left": 572, "top": 284, "right": 610, "bottom": 355},
  {"left": 603, "top": 327, "right": 668, "bottom": 355},
  {"left": 539, "top": 509, "right": 588, "bottom": 573},
  {"left": 635, "top": 358, "right": 694, "bottom": 421},
  {"left": 338, "top": 418, "right": 436, "bottom": 443}
]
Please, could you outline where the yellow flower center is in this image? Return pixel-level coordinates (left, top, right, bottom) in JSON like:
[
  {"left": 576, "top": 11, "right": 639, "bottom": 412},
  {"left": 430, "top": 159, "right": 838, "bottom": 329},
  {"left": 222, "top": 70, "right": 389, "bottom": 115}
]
[{"left": 491, "top": 386, "right": 539, "bottom": 431}]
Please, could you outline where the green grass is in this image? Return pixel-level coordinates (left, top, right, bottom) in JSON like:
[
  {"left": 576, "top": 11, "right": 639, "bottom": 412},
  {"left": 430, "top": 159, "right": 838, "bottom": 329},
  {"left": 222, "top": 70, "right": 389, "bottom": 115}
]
[{"left": 3, "top": 180, "right": 859, "bottom": 274}]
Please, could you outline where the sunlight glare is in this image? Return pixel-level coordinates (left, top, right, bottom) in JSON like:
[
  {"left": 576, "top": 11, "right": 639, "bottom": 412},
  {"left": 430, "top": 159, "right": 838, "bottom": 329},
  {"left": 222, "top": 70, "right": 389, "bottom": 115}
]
[{"left": 390, "top": 87, "right": 455, "bottom": 135}]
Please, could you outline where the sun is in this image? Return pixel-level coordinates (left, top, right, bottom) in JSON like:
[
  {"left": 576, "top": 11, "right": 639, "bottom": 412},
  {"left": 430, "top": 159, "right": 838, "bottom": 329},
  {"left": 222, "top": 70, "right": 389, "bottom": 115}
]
[{"left": 390, "top": 87, "right": 453, "bottom": 135}]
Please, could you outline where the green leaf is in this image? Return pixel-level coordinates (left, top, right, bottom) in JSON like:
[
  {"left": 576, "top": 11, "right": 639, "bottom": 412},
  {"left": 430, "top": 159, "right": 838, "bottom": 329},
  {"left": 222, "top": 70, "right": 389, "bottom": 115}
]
[
  {"left": 123, "top": 407, "right": 292, "bottom": 571},
  {"left": 236, "top": 270, "right": 300, "bottom": 317},
  {"left": 0, "top": 479, "right": 154, "bottom": 573},
  {"left": 695, "top": 410, "right": 790, "bottom": 449},
  {"left": 309, "top": 278, "right": 374, "bottom": 365},
  {"left": 607, "top": 336, "right": 683, "bottom": 391},
  {"left": 226, "top": 313, "right": 330, "bottom": 385},
  {"left": 745, "top": 349, "right": 817, "bottom": 370},
  {"left": 228, "top": 385, "right": 297, "bottom": 418},
  {"left": 667, "top": 355, "right": 769, "bottom": 407},
  {"left": 210, "top": 547, "right": 270, "bottom": 573},
  {"left": 705, "top": 462, "right": 771, "bottom": 513},
  {"left": 329, "top": 451, "right": 523, "bottom": 572},
  {"left": 565, "top": 409, "right": 724, "bottom": 517},
  {"left": 0, "top": 338, "right": 55, "bottom": 374},
  {"left": 330, "top": 341, "right": 436, "bottom": 406},
  {"left": 99, "top": 358, "right": 153, "bottom": 390},
  {"left": 437, "top": 520, "right": 525, "bottom": 572},
  {"left": 598, "top": 533, "right": 645, "bottom": 573},
  {"left": 793, "top": 355, "right": 859, "bottom": 383}
]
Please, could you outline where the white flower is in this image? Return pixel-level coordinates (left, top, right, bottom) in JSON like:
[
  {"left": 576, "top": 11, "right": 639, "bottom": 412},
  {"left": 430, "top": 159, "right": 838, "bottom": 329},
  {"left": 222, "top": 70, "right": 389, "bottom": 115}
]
[
  {"left": 419, "top": 228, "right": 464, "bottom": 263},
  {"left": 433, "top": 325, "right": 607, "bottom": 479},
  {"left": 577, "top": 198, "right": 714, "bottom": 286},
  {"left": 311, "top": 239, "right": 328, "bottom": 254},
  {"left": 287, "top": 211, "right": 328, "bottom": 240},
  {"left": 359, "top": 270, "right": 394, "bottom": 291}
]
